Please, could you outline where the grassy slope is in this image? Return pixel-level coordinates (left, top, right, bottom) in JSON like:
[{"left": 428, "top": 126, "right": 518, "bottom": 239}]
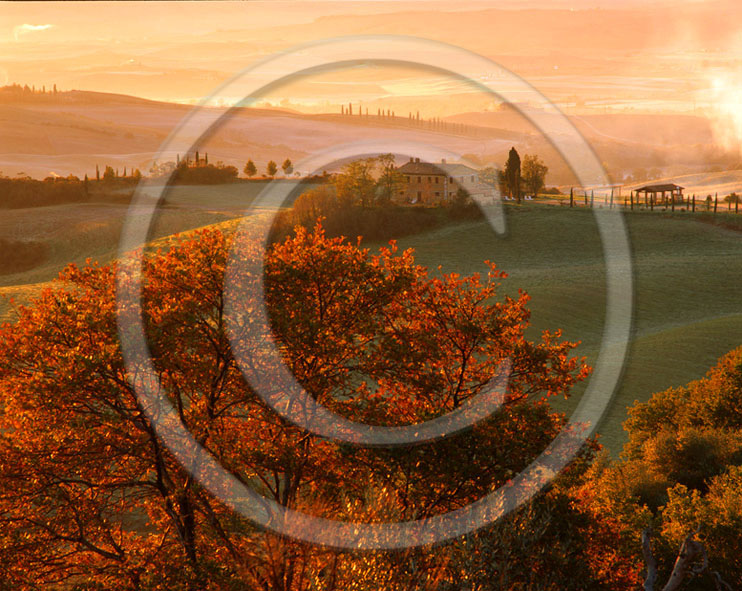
[
  {"left": 386, "top": 205, "right": 742, "bottom": 453},
  {"left": 2, "top": 197, "right": 741, "bottom": 454},
  {"left": 0, "top": 181, "right": 310, "bottom": 321}
]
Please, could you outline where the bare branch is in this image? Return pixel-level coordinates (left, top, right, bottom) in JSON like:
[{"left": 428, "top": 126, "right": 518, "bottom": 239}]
[
  {"left": 713, "top": 571, "right": 733, "bottom": 591},
  {"left": 642, "top": 528, "right": 658, "bottom": 591},
  {"left": 661, "top": 532, "right": 707, "bottom": 591}
]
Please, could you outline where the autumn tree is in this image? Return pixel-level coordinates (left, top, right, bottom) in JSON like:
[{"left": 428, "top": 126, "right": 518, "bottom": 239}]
[
  {"left": 332, "top": 158, "right": 377, "bottom": 207},
  {"left": 522, "top": 154, "right": 549, "bottom": 198},
  {"left": 266, "top": 160, "right": 278, "bottom": 178},
  {"left": 0, "top": 222, "right": 631, "bottom": 590},
  {"left": 282, "top": 158, "right": 293, "bottom": 177},
  {"left": 583, "top": 345, "right": 742, "bottom": 590},
  {"left": 244, "top": 159, "right": 257, "bottom": 178},
  {"left": 102, "top": 165, "right": 116, "bottom": 184}
]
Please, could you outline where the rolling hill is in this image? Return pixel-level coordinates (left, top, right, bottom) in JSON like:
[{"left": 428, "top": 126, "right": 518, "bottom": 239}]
[
  {"left": 2, "top": 194, "right": 741, "bottom": 454},
  {"left": 3, "top": 88, "right": 739, "bottom": 188}
]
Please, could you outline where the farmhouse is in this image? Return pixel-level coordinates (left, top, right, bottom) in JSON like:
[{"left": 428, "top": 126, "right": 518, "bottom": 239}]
[{"left": 395, "top": 157, "right": 494, "bottom": 204}]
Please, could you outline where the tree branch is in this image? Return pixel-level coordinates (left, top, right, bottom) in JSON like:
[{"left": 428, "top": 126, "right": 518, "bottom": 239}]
[
  {"left": 642, "top": 528, "right": 658, "bottom": 591},
  {"left": 661, "top": 530, "right": 707, "bottom": 591},
  {"left": 642, "top": 528, "right": 708, "bottom": 591}
]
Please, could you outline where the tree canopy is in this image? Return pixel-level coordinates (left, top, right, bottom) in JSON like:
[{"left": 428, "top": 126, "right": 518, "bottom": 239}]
[
  {"left": 282, "top": 159, "right": 293, "bottom": 177},
  {"left": 0, "top": 223, "right": 629, "bottom": 590},
  {"left": 504, "top": 147, "right": 522, "bottom": 203},
  {"left": 583, "top": 345, "right": 742, "bottom": 589},
  {"left": 522, "top": 154, "right": 549, "bottom": 198},
  {"left": 243, "top": 159, "right": 257, "bottom": 178}
]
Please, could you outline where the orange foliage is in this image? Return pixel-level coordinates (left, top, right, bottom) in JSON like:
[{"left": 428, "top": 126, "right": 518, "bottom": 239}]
[{"left": 0, "top": 224, "right": 600, "bottom": 589}]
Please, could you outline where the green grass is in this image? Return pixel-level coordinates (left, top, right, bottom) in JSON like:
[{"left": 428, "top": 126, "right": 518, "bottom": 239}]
[
  {"left": 2, "top": 195, "right": 741, "bottom": 455},
  {"left": 0, "top": 181, "right": 315, "bottom": 322},
  {"left": 380, "top": 204, "right": 742, "bottom": 454}
]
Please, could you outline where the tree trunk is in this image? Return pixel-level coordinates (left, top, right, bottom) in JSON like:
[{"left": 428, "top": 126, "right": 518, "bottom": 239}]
[{"left": 642, "top": 529, "right": 709, "bottom": 591}]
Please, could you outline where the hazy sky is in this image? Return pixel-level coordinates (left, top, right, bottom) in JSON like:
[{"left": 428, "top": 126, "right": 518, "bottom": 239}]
[
  {"left": 4, "top": 0, "right": 742, "bottom": 180},
  {"left": 2, "top": 0, "right": 741, "bottom": 132}
]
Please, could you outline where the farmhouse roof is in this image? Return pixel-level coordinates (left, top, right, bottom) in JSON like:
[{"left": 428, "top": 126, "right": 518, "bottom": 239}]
[
  {"left": 397, "top": 160, "right": 444, "bottom": 175},
  {"left": 397, "top": 158, "right": 479, "bottom": 177},
  {"left": 634, "top": 183, "right": 685, "bottom": 192},
  {"left": 439, "top": 163, "right": 479, "bottom": 177}
]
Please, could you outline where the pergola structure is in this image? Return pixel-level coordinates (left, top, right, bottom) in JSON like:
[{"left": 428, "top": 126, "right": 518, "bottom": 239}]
[{"left": 634, "top": 183, "right": 685, "bottom": 206}]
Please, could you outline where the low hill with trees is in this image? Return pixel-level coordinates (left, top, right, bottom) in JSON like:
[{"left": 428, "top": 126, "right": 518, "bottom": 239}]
[{"left": 270, "top": 156, "right": 483, "bottom": 243}]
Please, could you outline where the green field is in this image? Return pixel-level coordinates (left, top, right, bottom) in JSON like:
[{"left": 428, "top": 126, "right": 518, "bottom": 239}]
[
  {"left": 0, "top": 181, "right": 312, "bottom": 319},
  {"left": 383, "top": 204, "right": 742, "bottom": 453},
  {"left": 2, "top": 194, "right": 741, "bottom": 454}
]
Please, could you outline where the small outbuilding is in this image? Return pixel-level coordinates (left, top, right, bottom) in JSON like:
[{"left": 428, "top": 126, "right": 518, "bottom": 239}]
[{"left": 634, "top": 183, "right": 685, "bottom": 205}]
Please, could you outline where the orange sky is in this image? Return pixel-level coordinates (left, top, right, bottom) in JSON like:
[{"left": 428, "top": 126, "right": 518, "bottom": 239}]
[{"left": 2, "top": 1, "right": 742, "bottom": 128}]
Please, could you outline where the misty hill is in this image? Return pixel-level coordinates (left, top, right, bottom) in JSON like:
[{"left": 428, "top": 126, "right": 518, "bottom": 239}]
[
  {"left": 0, "top": 88, "right": 525, "bottom": 180},
  {"left": 0, "top": 88, "right": 738, "bottom": 186},
  {"left": 446, "top": 110, "right": 715, "bottom": 147}
]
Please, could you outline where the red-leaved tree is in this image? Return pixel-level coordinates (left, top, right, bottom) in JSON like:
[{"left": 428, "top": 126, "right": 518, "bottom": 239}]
[{"left": 0, "top": 224, "right": 637, "bottom": 590}]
